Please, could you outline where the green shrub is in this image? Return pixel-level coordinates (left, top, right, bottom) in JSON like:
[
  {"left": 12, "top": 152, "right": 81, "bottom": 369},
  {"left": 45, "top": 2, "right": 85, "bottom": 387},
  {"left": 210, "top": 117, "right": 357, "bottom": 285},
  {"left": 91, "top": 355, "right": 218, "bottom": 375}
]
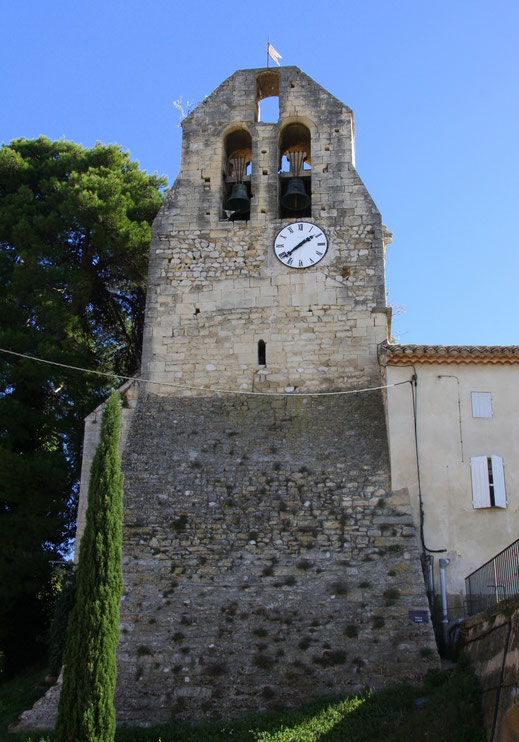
[
  {"left": 383, "top": 588, "right": 401, "bottom": 606},
  {"left": 330, "top": 581, "right": 348, "bottom": 596},
  {"left": 312, "top": 649, "right": 347, "bottom": 666},
  {"left": 172, "top": 514, "right": 188, "bottom": 532},
  {"left": 253, "top": 654, "right": 274, "bottom": 670},
  {"left": 203, "top": 663, "right": 228, "bottom": 677}
]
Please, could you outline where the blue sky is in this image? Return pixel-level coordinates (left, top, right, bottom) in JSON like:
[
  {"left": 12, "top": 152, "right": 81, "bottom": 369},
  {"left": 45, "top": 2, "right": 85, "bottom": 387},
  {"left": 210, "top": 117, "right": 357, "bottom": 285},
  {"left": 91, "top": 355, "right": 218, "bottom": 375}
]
[{"left": 2, "top": 0, "right": 518, "bottom": 345}]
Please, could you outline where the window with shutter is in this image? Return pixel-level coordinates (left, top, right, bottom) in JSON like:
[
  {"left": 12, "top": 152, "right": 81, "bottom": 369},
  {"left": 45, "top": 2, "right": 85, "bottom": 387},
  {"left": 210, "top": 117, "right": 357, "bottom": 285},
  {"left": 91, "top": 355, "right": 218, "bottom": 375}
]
[
  {"left": 491, "top": 455, "right": 507, "bottom": 508},
  {"left": 471, "top": 392, "right": 493, "bottom": 418},
  {"left": 470, "top": 455, "right": 507, "bottom": 509}
]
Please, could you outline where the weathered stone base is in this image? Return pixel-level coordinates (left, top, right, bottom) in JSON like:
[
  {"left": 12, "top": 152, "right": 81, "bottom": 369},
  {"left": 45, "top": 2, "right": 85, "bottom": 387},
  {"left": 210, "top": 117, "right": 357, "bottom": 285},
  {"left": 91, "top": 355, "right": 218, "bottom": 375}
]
[
  {"left": 10, "top": 674, "right": 61, "bottom": 734},
  {"left": 14, "top": 389, "right": 439, "bottom": 732},
  {"left": 115, "top": 389, "right": 438, "bottom": 725}
]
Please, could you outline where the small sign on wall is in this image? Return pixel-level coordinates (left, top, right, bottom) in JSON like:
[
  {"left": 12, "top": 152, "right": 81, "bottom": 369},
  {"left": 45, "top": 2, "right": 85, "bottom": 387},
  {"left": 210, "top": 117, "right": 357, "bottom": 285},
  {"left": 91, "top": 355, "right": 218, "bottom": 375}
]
[{"left": 408, "top": 610, "right": 429, "bottom": 624}]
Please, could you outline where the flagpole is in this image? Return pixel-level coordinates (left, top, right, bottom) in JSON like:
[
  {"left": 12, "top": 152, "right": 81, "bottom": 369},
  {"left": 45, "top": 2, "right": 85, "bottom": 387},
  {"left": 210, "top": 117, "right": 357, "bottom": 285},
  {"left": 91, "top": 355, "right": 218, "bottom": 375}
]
[{"left": 267, "top": 37, "right": 269, "bottom": 68}]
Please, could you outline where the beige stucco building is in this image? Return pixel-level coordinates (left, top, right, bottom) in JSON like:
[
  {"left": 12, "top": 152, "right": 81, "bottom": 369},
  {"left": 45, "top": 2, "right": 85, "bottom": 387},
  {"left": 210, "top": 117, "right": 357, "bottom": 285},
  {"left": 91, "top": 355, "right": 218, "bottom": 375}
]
[{"left": 382, "top": 344, "right": 519, "bottom": 617}]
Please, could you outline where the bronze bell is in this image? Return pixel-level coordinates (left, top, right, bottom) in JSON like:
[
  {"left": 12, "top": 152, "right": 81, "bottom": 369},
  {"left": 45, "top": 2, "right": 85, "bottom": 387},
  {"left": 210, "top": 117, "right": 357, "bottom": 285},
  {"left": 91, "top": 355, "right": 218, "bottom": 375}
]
[
  {"left": 281, "top": 177, "right": 311, "bottom": 211},
  {"left": 226, "top": 183, "right": 250, "bottom": 213}
]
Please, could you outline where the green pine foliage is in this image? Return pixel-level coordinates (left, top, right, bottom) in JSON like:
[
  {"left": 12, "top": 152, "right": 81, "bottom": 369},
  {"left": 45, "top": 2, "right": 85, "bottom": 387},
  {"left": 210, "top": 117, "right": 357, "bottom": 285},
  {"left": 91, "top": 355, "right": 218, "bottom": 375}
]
[
  {"left": 55, "top": 393, "right": 124, "bottom": 742},
  {"left": 0, "top": 137, "right": 165, "bottom": 674}
]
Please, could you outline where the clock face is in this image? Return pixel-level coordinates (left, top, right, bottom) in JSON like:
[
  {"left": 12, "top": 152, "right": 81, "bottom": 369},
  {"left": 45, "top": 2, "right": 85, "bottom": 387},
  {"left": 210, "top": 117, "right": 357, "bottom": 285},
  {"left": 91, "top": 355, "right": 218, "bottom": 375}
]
[{"left": 274, "top": 222, "right": 328, "bottom": 269}]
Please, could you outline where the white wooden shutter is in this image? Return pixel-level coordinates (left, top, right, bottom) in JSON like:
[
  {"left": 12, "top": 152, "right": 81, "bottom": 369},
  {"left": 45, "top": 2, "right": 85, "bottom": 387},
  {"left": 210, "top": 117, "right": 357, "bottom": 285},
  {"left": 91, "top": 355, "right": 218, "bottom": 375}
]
[
  {"left": 471, "top": 392, "right": 493, "bottom": 418},
  {"left": 471, "top": 456, "right": 490, "bottom": 508},
  {"left": 491, "top": 455, "right": 507, "bottom": 508}
]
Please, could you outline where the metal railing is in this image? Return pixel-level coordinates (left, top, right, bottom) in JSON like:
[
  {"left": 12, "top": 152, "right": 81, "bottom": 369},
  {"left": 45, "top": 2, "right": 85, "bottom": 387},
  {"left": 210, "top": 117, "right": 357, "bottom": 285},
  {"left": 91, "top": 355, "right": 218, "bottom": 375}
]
[{"left": 465, "top": 538, "right": 519, "bottom": 617}]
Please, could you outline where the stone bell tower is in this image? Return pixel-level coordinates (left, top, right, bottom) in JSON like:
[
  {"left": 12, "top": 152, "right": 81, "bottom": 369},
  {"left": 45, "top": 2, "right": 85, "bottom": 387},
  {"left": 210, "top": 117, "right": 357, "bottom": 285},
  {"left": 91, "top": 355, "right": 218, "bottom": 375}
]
[
  {"left": 115, "top": 67, "right": 437, "bottom": 725},
  {"left": 140, "top": 66, "right": 389, "bottom": 393}
]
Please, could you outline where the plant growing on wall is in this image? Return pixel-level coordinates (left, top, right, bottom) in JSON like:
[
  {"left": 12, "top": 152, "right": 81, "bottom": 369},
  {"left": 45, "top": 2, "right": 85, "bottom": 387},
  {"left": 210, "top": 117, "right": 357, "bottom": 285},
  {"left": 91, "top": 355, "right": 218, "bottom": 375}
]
[{"left": 55, "top": 393, "right": 123, "bottom": 742}]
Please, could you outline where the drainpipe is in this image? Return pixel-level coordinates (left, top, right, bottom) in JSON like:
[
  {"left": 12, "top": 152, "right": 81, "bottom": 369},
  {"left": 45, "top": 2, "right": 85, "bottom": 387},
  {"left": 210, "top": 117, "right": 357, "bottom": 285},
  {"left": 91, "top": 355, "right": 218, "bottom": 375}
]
[
  {"left": 427, "top": 555, "right": 434, "bottom": 606},
  {"left": 439, "top": 558, "right": 451, "bottom": 648}
]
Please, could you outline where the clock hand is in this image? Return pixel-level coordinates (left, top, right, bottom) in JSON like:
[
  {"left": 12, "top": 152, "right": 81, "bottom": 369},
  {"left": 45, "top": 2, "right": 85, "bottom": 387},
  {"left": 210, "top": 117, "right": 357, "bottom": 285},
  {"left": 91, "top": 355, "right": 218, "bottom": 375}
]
[{"left": 286, "top": 234, "right": 315, "bottom": 256}]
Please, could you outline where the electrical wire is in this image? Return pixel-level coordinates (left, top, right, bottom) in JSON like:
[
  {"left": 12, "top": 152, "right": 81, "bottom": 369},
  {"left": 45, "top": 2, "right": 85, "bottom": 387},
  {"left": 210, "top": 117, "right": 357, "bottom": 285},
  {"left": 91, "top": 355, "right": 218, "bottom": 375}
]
[
  {"left": 410, "top": 370, "right": 447, "bottom": 555},
  {"left": 383, "top": 361, "right": 446, "bottom": 555},
  {"left": 0, "top": 347, "right": 410, "bottom": 398}
]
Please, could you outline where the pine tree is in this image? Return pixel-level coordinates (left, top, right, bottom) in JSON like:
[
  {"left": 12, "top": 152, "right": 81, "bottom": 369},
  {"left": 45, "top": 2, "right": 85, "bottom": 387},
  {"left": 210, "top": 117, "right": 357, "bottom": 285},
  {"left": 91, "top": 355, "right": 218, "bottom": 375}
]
[
  {"left": 0, "top": 137, "right": 165, "bottom": 673},
  {"left": 55, "top": 393, "right": 123, "bottom": 742}
]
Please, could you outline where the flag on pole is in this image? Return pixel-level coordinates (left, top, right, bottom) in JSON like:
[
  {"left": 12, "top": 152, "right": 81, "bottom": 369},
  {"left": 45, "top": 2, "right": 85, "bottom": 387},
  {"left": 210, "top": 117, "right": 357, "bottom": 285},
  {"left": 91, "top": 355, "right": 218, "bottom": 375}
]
[{"left": 268, "top": 42, "right": 282, "bottom": 66}]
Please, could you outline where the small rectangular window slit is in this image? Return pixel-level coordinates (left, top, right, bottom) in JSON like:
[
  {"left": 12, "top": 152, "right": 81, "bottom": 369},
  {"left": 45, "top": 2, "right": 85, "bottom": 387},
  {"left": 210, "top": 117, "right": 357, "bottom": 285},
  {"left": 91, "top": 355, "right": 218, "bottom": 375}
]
[{"left": 258, "top": 340, "right": 266, "bottom": 366}]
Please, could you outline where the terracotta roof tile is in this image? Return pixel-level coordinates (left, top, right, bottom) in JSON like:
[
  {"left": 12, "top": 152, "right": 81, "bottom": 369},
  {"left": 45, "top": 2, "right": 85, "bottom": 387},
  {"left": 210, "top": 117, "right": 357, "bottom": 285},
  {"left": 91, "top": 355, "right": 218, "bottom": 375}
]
[{"left": 381, "top": 343, "right": 519, "bottom": 366}]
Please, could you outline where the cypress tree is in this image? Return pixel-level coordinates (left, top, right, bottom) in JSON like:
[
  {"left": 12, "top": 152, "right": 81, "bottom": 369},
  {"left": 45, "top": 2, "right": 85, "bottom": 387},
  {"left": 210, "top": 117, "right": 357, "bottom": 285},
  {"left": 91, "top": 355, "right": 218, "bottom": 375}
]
[{"left": 55, "top": 393, "right": 124, "bottom": 742}]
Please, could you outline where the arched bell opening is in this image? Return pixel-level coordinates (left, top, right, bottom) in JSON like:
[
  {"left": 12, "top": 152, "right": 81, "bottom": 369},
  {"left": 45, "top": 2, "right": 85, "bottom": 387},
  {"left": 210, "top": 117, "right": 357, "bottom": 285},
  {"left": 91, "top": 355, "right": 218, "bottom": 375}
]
[
  {"left": 279, "top": 123, "right": 312, "bottom": 218},
  {"left": 222, "top": 128, "right": 252, "bottom": 221},
  {"left": 256, "top": 70, "right": 280, "bottom": 123}
]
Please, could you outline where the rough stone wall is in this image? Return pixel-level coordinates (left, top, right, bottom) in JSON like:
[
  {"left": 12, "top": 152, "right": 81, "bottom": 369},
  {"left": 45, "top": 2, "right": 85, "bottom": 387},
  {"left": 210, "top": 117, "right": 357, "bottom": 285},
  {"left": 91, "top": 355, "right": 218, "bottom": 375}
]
[
  {"left": 116, "top": 390, "right": 437, "bottom": 724},
  {"left": 145, "top": 225, "right": 387, "bottom": 395},
  {"left": 460, "top": 598, "right": 519, "bottom": 742}
]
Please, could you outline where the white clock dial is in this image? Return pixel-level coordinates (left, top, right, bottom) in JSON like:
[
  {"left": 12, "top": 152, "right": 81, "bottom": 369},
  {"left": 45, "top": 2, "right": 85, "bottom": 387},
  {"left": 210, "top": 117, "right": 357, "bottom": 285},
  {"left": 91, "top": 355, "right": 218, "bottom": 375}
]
[{"left": 274, "top": 222, "right": 328, "bottom": 269}]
